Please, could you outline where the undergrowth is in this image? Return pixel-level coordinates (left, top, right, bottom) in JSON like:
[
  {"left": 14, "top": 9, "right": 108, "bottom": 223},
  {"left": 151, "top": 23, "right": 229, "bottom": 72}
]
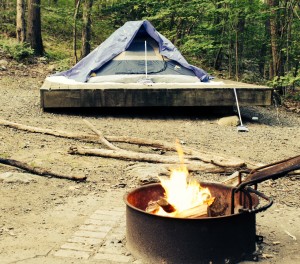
[{"left": 0, "top": 38, "right": 34, "bottom": 61}]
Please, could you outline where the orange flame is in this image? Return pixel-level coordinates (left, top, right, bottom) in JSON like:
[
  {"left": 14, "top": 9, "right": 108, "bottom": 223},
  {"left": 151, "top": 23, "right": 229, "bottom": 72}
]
[{"left": 157, "top": 140, "right": 214, "bottom": 217}]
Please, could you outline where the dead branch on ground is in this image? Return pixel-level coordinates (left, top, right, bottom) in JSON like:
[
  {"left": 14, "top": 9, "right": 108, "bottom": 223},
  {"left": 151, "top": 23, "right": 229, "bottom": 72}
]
[
  {"left": 0, "top": 118, "right": 248, "bottom": 168},
  {"left": 0, "top": 157, "right": 87, "bottom": 181},
  {"left": 83, "top": 119, "right": 121, "bottom": 150},
  {"left": 68, "top": 146, "right": 230, "bottom": 173}
]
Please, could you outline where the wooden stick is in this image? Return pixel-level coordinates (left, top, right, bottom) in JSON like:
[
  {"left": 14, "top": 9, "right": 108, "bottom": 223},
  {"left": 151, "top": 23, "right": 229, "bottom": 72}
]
[
  {"left": 68, "top": 146, "right": 182, "bottom": 163},
  {"left": 0, "top": 157, "right": 87, "bottom": 181},
  {"left": 68, "top": 146, "right": 230, "bottom": 173},
  {"left": 82, "top": 119, "right": 120, "bottom": 150},
  {"left": 0, "top": 118, "right": 95, "bottom": 141}
]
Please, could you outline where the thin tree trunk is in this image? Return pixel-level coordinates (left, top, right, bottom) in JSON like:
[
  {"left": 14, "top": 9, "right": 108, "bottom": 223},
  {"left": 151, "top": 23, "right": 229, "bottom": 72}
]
[
  {"left": 236, "top": 12, "right": 245, "bottom": 79},
  {"left": 81, "top": 0, "right": 93, "bottom": 58},
  {"left": 73, "top": 0, "right": 81, "bottom": 63},
  {"left": 16, "top": 0, "right": 26, "bottom": 42},
  {"left": 26, "top": 0, "right": 44, "bottom": 56},
  {"left": 268, "top": 0, "right": 280, "bottom": 78},
  {"left": 235, "top": 29, "right": 239, "bottom": 82}
]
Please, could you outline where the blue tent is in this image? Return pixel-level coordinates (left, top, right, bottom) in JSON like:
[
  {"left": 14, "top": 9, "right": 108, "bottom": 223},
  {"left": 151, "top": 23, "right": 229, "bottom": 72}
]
[{"left": 56, "top": 20, "right": 210, "bottom": 82}]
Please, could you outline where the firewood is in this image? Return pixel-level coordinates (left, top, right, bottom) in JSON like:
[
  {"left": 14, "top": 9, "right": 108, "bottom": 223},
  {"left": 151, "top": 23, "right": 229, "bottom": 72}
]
[
  {"left": 175, "top": 204, "right": 209, "bottom": 218},
  {"left": 157, "top": 198, "right": 176, "bottom": 213},
  {"left": 0, "top": 157, "right": 86, "bottom": 181},
  {"left": 175, "top": 197, "right": 215, "bottom": 218},
  {"left": 146, "top": 200, "right": 160, "bottom": 214}
]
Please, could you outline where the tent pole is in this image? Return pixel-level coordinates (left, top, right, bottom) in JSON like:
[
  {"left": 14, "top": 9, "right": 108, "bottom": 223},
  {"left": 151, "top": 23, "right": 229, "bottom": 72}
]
[{"left": 145, "top": 40, "right": 148, "bottom": 79}]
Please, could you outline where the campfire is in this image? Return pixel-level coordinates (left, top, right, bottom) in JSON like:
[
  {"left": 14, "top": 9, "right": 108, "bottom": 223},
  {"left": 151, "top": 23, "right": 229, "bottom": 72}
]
[
  {"left": 146, "top": 142, "right": 215, "bottom": 218},
  {"left": 124, "top": 152, "right": 300, "bottom": 264},
  {"left": 146, "top": 150, "right": 215, "bottom": 218}
]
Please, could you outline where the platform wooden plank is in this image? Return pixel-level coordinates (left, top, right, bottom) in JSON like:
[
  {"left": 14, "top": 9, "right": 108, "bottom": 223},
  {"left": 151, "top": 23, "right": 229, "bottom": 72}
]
[{"left": 40, "top": 79, "right": 272, "bottom": 108}]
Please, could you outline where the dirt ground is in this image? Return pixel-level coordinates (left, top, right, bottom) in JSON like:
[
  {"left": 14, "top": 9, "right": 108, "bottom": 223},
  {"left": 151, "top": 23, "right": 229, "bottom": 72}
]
[{"left": 0, "top": 61, "right": 299, "bottom": 264}]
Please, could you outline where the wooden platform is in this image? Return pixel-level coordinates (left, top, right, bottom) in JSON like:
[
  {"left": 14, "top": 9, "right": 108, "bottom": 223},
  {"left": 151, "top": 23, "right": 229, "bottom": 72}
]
[{"left": 40, "top": 77, "right": 272, "bottom": 109}]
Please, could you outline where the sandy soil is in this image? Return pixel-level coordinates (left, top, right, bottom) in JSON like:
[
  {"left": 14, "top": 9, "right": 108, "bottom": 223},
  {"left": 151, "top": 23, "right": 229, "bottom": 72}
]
[{"left": 0, "top": 61, "right": 299, "bottom": 264}]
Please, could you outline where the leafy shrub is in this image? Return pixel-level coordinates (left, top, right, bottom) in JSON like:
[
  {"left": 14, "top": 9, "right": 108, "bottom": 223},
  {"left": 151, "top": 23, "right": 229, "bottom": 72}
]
[
  {"left": 268, "top": 72, "right": 300, "bottom": 91},
  {"left": 0, "top": 39, "right": 34, "bottom": 61},
  {"left": 284, "top": 91, "right": 300, "bottom": 102}
]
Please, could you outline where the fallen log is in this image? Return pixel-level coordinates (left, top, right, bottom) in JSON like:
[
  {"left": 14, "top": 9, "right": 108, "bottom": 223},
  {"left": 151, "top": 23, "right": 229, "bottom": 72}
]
[{"left": 0, "top": 157, "right": 87, "bottom": 181}]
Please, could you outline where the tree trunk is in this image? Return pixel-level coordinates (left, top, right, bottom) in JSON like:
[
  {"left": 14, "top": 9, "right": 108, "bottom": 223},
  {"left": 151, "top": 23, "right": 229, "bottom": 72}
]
[
  {"left": 73, "top": 0, "right": 81, "bottom": 63},
  {"left": 235, "top": 29, "right": 239, "bottom": 81},
  {"left": 81, "top": 0, "right": 93, "bottom": 58},
  {"left": 267, "top": 0, "right": 280, "bottom": 79},
  {"left": 16, "top": 0, "right": 26, "bottom": 42},
  {"left": 26, "top": 0, "right": 44, "bottom": 56},
  {"left": 236, "top": 12, "right": 245, "bottom": 79}
]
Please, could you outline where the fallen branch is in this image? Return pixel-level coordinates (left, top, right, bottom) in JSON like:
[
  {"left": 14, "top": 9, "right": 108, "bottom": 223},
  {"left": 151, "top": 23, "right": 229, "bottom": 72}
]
[
  {"left": 0, "top": 118, "right": 249, "bottom": 168},
  {"left": 0, "top": 118, "right": 95, "bottom": 141},
  {"left": 83, "top": 119, "right": 121, "bottom": 150},
  {"left": 68, "top": 146, "right": 229, "bottom": 173},
  {"left": 0, "top": 157, "right": 86, "bottom": 181},
  {"left": 68, "top": 146, "right": 186, "bottom": 163}
]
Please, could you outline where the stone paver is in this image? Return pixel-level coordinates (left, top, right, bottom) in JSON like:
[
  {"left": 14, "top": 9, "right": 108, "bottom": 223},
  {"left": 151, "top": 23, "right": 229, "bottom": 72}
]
[
  {"left": 93, "top": 253, "right": 132, "bottom": 263},
  {"left": 61, "top": 242, "right": 95, "bottom": 252},
  {"left": 54, "top": 249, "right": 90, "bottom": 259},
  {"left": 53, "top": 205, "right": 135, "bottom": 263},
  {"left": 73, "top": 230, "right": 107, "bottom": 239},
  {"left": 79, "top": 224, "right": 112, "bottom": 233}
]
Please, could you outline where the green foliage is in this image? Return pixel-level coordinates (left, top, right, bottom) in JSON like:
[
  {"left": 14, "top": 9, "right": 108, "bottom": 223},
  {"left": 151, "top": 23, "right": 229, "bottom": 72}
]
[
  {"left": 0, "top": 39, "right": 34, "bottom": 61},
  {"left": 42, "top": 8, "right": 74, "bottom": 41},
  {"left": 0, "top": 0, "right": 300, "bottom": 88},
  {"left": 268, "top": 72, "right": 300, "bottom": 90},
  {"left": 284, "top": 91, "right": 300, "bottom": 102},
  {"left": 0, "top": 6, "right": 16, "bottom": 37}
]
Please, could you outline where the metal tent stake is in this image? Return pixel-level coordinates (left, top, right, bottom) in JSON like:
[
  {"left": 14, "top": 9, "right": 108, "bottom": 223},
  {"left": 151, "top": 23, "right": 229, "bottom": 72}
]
[{"left": 233, "top": 88, "right": 249, "bottom": 132}]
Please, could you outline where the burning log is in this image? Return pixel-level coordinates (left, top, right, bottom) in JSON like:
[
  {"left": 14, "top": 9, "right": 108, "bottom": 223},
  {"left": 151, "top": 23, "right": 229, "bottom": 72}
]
[
  {"left": 156, "top": 198, "right": 176, "bottom": 213},
  {"left": 145, "top": 198, "right": 176, "bottom": 214},
  {"left": 175, "top": 203, "right": 210, "bottom": 218},
  {"left": 146, "top": 197, "right": 215, "bottom": 219}
]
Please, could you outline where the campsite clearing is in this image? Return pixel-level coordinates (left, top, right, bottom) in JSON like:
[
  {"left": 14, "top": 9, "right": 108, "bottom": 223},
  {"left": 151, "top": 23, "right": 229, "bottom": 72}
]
[{"left": 0, "top": 63, "right": 300, "bottom": 264}]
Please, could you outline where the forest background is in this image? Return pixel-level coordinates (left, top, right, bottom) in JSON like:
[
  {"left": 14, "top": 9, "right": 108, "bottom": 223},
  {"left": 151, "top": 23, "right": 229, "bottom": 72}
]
[{"left": 0, "top": 0, "right": 300, "bottom": 100}]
